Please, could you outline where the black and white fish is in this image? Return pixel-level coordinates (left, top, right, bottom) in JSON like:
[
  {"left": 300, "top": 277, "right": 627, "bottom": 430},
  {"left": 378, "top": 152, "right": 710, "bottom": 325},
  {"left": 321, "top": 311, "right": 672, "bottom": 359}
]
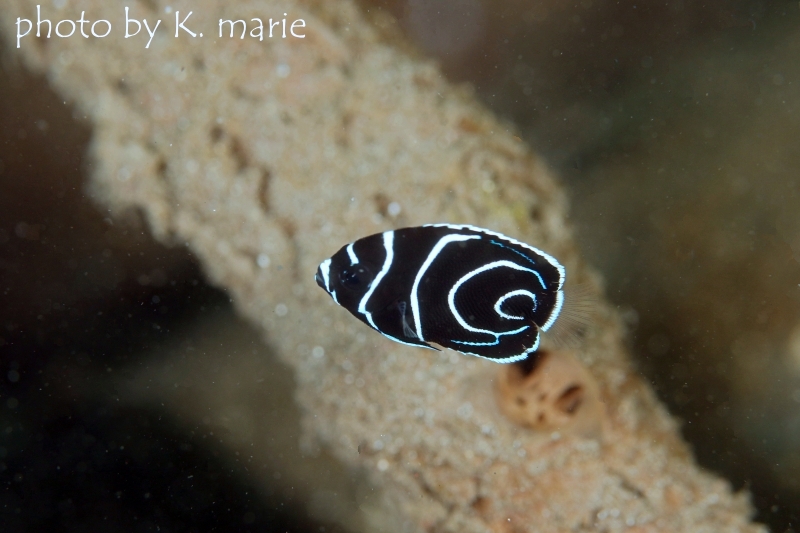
[{"left": 315, "top": 224, "right": 573, "bottom": 363}]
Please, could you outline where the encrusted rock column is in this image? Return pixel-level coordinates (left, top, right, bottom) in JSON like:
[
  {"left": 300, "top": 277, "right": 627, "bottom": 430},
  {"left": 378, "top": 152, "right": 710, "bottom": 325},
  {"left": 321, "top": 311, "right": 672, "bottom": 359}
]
[{"left": 0, "top": 1, "right": 765, "bottom": 531}]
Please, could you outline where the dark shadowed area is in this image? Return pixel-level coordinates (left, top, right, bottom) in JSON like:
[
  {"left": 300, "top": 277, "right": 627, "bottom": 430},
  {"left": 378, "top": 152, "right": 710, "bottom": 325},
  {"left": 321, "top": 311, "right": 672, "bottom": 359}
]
[{"left": 0, "top": 52, "right": 349, "bottom": 533}]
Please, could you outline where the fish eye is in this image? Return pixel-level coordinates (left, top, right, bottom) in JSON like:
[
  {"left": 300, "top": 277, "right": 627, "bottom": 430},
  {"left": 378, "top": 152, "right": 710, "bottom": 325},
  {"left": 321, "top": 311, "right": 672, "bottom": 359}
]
[{"left": 339, "top": 266, "right": 372, "bottom": 289}]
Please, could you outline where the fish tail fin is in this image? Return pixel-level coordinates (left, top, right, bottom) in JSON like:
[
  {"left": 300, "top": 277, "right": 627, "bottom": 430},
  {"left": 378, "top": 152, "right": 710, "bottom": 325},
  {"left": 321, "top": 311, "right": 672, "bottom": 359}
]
[{"left": 542, "top": 283, "right": 595, "bottom": 349}]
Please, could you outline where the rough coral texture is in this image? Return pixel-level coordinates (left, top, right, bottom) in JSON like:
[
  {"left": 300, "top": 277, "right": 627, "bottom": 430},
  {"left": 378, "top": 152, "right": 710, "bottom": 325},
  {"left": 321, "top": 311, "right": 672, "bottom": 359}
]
[{"left": 0, "top": 0, "right": 765, "bottom": 531}]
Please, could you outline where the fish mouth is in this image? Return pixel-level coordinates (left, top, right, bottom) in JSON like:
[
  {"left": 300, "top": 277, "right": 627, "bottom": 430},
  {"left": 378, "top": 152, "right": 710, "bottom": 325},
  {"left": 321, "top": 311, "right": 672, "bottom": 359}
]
[{"left": 315, "top": 268, "right": 326, "bottom": 290}]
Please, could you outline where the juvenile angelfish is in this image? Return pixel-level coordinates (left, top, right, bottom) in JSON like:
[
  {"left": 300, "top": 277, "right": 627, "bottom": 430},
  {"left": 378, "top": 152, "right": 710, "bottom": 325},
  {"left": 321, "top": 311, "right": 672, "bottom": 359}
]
[{"left": 315, "top": 224, "right": 566, "bottom": 363}]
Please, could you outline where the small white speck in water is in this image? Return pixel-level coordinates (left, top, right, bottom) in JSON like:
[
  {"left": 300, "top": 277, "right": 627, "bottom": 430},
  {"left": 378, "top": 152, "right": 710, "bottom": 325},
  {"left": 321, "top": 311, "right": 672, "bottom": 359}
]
[
  {"left": 276, "top": 63, "right": 291, "bottom": 78},
  {"left": 312, "top": 346, "right": 325, "bottom": 358},
  {"left": 257, "top": 254, "right": 271, "bottom": 268},
  {"left": 274, "top": 303, "right": 288, "bottom": 316},
  {"left": 377, "top": 459, "right": 389, "bottom": 471},
  {"left": 387, "top": 202, "right": 402, "bottom": 217}
]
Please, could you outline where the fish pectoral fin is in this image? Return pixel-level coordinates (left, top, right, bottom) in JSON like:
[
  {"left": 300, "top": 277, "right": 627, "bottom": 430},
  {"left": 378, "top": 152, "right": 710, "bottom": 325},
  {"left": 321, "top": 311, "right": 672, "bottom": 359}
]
[
  {"left": 402, "top": 314, "right": 418, "bottom": 339},
  {"left": 397, "top": 300, "right": 420, "bottom": 340}
]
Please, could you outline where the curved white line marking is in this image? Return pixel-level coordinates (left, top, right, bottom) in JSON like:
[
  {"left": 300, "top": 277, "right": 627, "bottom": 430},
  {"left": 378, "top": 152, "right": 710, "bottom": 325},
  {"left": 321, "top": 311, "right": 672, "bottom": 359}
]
[
  {"left": 453, "top": 324, "right": 529, "bottom": 345},
  {"left": 541, "top": 289, "right": 564, "bottom": 331},
  {"left": 319, "top": 259, "right": 332, "bottom": 292},
  {"left": 411, "top": 234, "right": 480, "bottom": 341},
  {"left": 530, "top": 270, "right": 546, "bottom": 290},
  {"left": 329, "top": 231, "right": 436, "bottom": 351},
  {"left": 346, "top": 243, "right": 358, "bottom": 265},
  {"left": 357, "top": 231, "right": 394, "bottom": 329},
  {"left": 494, "top": 289, "right": 537, "bottom": 320},
  {"left": 456, "top": 332, "right": 540, "bottom": 364},
  {"left": 424, "top": 223, "right": 566, "bottom": 289},
  {"left": 448, "top": 260, "right": 542, "bottom": 336}
]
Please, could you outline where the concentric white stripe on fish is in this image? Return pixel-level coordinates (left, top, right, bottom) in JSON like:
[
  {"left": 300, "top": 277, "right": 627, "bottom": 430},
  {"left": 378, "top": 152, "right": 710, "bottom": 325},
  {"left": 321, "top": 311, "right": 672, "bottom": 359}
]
[
  {"left": 447, "top": 260, "right": 539, "bottom": 338},
  {"left": 494, "top": 289, "right": 537, "bottom": 320},
  {"left": 541, "top": 289, "right": 564, "bottom": 332},
  {"left": 425, "top": 223, "right": 566, "bottom": 288},
  {"left": 411, "top": 233, "right": 480, "bottom": 341},
  {"left": 458, "top": 334, "right": 540, "bottom": 364}
]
